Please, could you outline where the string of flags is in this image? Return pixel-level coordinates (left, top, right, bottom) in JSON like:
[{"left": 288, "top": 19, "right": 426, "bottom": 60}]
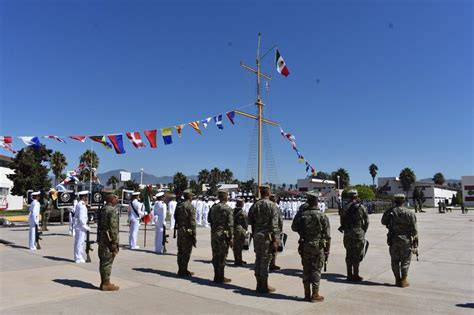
[
  {"left": 279, "top": 126, "right": 317, "bottom": 177},
  {"left": 0, "top": 111, "right": 239, "bottom": 155}
]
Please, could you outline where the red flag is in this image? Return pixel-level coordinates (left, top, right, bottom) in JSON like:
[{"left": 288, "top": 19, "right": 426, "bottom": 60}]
[
  {"left": 45, "top": 136, "right": 66, "bottom": 143},
  {"left": 0, "top": 136, "right": 13, "bottom": 144},
  {"left": 69, "top": 136, "right": 87, "bottom": 143},
  {"left": 188, "top": 121, "right": 202, "bottom": 135},
  {"left": 126, "top": 132, "right": 145, "bottom": 148},
  {"left": 144, "top": 130, "right": 157, "bottom": 148}
]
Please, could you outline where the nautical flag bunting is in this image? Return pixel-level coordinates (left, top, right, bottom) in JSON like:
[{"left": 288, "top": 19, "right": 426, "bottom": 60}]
[
  {"left": 202, "top": 117, "right": 212, "bottom": 129},
  {"left": 144, "top": 130, "right": 157, "bottom": 148},
  {"left": 0, "top": 142, "right": 16, "bottom": 154},
  {"left": 226, "top": 111, "right": 236, "bottom": 125},
  {"left": 214, "top": 115, "right": 224, "bottom": 130},
  {"left": 45, "top": 136, "right": 66, "bottom": 143},
  {"left": 175, "top": 125, "right": 185, "bottom": 138},
  {"left": 0, "top": 136, "right": 13, "bottom": 144},
  {"left": 69, "top": 136, "right": 87, "bottom": 143},
  {"left": 19, "top": 136, "right": 42, "bottom": 148},
  {"left": 161, "top": 128, "right": 173, "bottom": 145},
  {"left": 126, "top": 132, "right": 145, "bottom": 148},
  {"left": 108, "top": 134, "right": 126, "bottom": 154},
  {"left": 89, "top": 136, "right": 112, "bottom": 149},
  {"left": 188, "top": 121, "right": 202, "bottom": 135}
]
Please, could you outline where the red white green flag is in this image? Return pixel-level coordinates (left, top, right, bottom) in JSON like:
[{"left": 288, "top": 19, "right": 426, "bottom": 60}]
[{"left": 275, "top": 49, "right": 290, "bottom": 77}]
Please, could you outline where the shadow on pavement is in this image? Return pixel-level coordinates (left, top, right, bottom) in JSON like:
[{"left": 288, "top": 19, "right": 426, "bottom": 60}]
[
  {"left": 274, "top": 268, "right": 302, "bottom": 277},
  {"left": 0, "top": 239, "right": 30, "bottom": 250},
  {"left": 42, "top": 233, "right": 70, "bottom": 237},
  {"left": 133, "top": 267, "right": 301, "bottom": 301},
  {"left": 131, "top": 248, "right": 176, "bottom": 256},
  {"left": 194, "top": 259, "right": 256, "bottom": 270},
  {"left": 321, "top": 273, "right": 394, "bottom": 287},
  {"left": 456, "top": 303, "right": 474, "bottom": 309},
  {"left": 44, "top": 255, "right": 75, "bottom": 263},
  {"left": 53, "top": 279, "right": 98, "bottom": 290}
]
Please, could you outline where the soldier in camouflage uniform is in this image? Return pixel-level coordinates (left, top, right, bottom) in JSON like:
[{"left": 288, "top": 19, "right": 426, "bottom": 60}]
[
  {"left": 339, "top": 189, "right": 369, "bottom": 281},
  {"left": 269, "top": 194, "right": 282, "bottom": 271},
  {"left": 382, "top": 194, "right": 418, "bottom": 287},
  {"left": 292, "top": 191, "right": 330, "bottom": 302},
  {"left": 40, "top": 191, "right": 52, "bottom": 231},
  {"left": 248, "top": 185, "right": 279, "bottom": 293},
  {"left": 208, "top": 190, "right": 234, "bottom": 283},
  {"left": 174, "top": 189, "right": 197, "bottom": 277},
  {"left": 233, "top": 198, "right": 248, "bottom": 266},
  {"left": 98, "top": 191, "right": 120, "bottom": 291}
]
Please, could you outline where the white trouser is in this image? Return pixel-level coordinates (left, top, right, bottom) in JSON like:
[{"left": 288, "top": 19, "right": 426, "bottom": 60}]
[
  {"left": 196, "top": 209, "right": 202, "bottom": 226},
  {"left": 29, "top": 223, "right": 36, "bottom": 250},
  {"left": 155, "top": 223, "right": 164, "bottom": 253},
  {"left": 169, "top": 212, "right": 175, "bottom": 230},
  {"left": 74, "top": 228, "right": 86, "bottom": 261},
  {"left": 202, "top": 210, "right": 209, "bottom": 228},
  {"left": 69, "top": 212, "right": 75, "bottom": 235},
  {"left": 129, "top": 220, "right": 139, "bottom": 249}
]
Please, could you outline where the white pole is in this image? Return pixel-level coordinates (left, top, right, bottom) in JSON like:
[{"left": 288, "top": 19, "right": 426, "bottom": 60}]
[{"left": 140, "top": 168, "right": 144, "bottom": 186}]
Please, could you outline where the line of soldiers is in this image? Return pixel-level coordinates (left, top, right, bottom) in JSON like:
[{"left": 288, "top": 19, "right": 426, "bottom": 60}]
[{"left": 27, "top": 186, "right": 419, "bottom": 298}]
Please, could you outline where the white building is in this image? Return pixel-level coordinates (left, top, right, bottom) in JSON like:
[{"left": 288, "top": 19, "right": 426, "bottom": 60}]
[
  {"left": 297, "top": 178, "right": 336, "bottom": 193},
  {"left": 378, "top": 177, "right": 458, "bottom": 207},
  {"left": 0, "top": 155, "right": 24, "bottom": 210},
  {"left": 461, "top": 176, "right": 474, "bottom": 206}
]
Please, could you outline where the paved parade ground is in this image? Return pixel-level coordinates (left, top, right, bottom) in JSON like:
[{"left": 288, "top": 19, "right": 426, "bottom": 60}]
[{"left": 0, "top": 208, "right": 472, "bottom": 315}]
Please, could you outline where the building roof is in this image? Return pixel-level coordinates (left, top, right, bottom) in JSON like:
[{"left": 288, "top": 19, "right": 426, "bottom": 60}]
[{"left": 0, "top": 155, "right": 13, "bottom": 163}]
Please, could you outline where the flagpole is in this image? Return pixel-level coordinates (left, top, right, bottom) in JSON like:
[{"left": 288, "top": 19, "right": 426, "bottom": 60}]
[{"left": 256, "top": 33, "right": 263, "bottom": 199}]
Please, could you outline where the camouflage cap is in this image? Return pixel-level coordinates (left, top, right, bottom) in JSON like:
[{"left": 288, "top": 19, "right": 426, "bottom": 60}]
[
  {"left": 183, "top": 189, "right": 194, "bottom": 196},
  {"left": 217, "top": 189, "right": 228, "bottom": 196},
  {"left": 260, "top": 184, "right": 270, "bottom": 189},
  {"left": 394, "top": 194, "right": 406, "bottom": 200},
  {"left": 347, "top": 189, "right": 358, "bottom": 196},
  {"left": 306, "top": 191, "right": 319, "bottom": 199}
]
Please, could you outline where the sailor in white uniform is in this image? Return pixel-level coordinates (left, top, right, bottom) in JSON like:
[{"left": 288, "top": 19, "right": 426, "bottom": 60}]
[
  {"left": 196, "top": 196, "right": 203, "bottom": 226},
  {"left": 153, "top": 192, "right": 167, "bottom": 254},
  {"left": 168, "top": 195, "right": 177, "bottom": 229},
  {"left": 28, "top": 192, "right": 41, "bottom": 250},
  {"left": 202, "top": 197, "right": 210, "bottom": 228},
  {"left": 74, "top": 191, "right": 91, "bottom": 263},
  {"left": 68, "top": 197, "right": 78, "bottom": 236},
  {"left": 128, "top": 192, "right": 144, "bottom": 249}
]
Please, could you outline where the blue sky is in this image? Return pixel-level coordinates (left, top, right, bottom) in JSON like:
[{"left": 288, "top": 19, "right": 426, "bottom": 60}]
[{"left": 0, "top": 0, "right": 472, "bottom": 185}]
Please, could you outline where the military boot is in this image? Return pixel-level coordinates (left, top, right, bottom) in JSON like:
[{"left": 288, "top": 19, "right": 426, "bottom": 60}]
[
  {"left": 304, "top": 283, "right": 311, "bottom": 302},
  {"left": 269, "top": 264, "right": 281, "bottom": 271},
  {"left": 393, "top": 271, "right": 401, "bottom": 287},
  {"left": 261, "top": 277, "right": 276, "bottom": 293},
  {"left": 222, "top": 276, "right": 232, "bottom": 283},
  {"left": 400, "top": 275, "right": 410, "bottom": 288},
  {"left": 352, "top": 265, "right": 363, "bottom": 282},
  {"left": 100, "top": 280, "right": 119, "bottom": 291},
  {"left": 311, "top": 288, "right": 324, "bottom": 303},
  {"left": 346, "top": 265, "right": 353, "bottom": 281},
  {"left": 255, "top": 278, "right": 263, "bottom": 292}
]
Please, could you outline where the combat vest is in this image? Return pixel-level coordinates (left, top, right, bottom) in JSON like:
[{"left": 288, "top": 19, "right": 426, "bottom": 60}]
[{"left": 341, "top": 202, "right": 365, "bottom": 230}]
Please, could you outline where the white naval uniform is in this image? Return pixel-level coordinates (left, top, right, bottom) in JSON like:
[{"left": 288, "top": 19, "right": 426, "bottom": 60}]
[
  {"left": 319, "top": 201, "right": 326, "bottom": 213},
  {"left": 129, "top": 199, "right": 144, "bottom": 249},
  {"left": 68, "top": 199, "right": 78, "bottom": 236},
  {"left": 168, "top": 200, "right": 177, "bottom": 229},
  {"left": 153, "top": 200, "right": 167, "bottom": 253},
  {"left": 196, "top": 200, "right": 203, "bottom": 226},
  {"left": 202, "top": 201, "right": 210, "bottom": 228},
  {"left": 74, "top": 200, "right": 90, "bottom": 262},
  {"left": 28, "top": 199, "right": 40, "bottom": 250},
  {"left": 291, "top": 201, "right": 298, "bottom": 219}
]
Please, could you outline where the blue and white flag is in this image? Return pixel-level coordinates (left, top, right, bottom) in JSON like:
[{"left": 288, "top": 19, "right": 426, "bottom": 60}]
[
  {"left": 214, "top": 115, "right": 224, "bottom": 130},
  {"left": 202, "top": 117, "right": 212, "bottom": 129},
  {"left": 19, "top": 136, "right": 42, "bottom": 148}
]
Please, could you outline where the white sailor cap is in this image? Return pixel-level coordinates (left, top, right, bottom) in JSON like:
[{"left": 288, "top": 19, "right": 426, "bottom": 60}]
[
  {"left": 132, "top": 192, "right": 141, "bottom": 196},
  {"left": 156, "top": 192, "right": 165, "bottom": 198},
  {"left": 78, "top": 190, "right": 89, "bottom": 196},
  {"left": 31, "top": 191, "right": 41, "bottom": 196}
]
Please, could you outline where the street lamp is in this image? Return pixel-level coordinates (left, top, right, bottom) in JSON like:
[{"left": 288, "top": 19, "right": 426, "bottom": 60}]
[
  {"left": 337, "top": 175, "right": 340, "bottom": 190},
  {"left": 140, "top": 168, "right": 144, "bottom": 186}
]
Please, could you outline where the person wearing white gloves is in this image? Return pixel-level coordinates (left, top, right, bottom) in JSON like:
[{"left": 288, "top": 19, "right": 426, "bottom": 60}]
[
  {"left": 154, "top": 192, "right": 167, "bottom": 254},
  {"left": 74, "top": 191, "right": 91, "bottom": 263},
  {"left": 128, "top": 192, "right": 144, "bottom": 249},
  {"left": 28, "top": 192, "right": 41, "bottom": 250}
]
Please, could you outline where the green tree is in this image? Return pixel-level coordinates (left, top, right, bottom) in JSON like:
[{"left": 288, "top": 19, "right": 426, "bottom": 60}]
[
  {"left": 342, "top": 185, "right": 375, "bottom": 200},
  {"left": 282, "top": 183, "right": 287, "bottom": 191},
  {"left": 289, "top": 183, "right": 294, "bottom": 190},
  {"left": 432, "top": 172, "right": 445, "bottom": 185},
  {"left": 123, "top": 180, "right": 140, "bottom": 191},
  {"left": 399, "top": 167, "right": 416, "bottom": 198},
  {"left": 107, "top": 175, "right": 119, "bottom": 189},
  {"left": 240, "top": 178, "right": 257, "bottom": 195},
  {"left": 312, "top": 171, "right": 330, "bottom": 180},
  {"left": 369, "top": 163, "right": 378, "bottom": 186},
  {"left": 223, "top": 168, "right": 233, "bottom": 183},
  {"left": 198, "top": 169, "right": 210, "bottom": 184},
  {"left": 189, "top": 179, "right": 200, "bottom": 194},
  {"left": 79, "top": 150, "right": 99, "bottom": 182},
  {"left": 332, "top": 168, "right": 350, "bottom": 189},
  {"left": 7, "top": 146, "right": 52, "bottom": 196},
  {"left": 173, "top": 172, "right": 188, "bottom": 196},
  {"left": 50, "top": 151, "right": 68, "bottom": 185}
]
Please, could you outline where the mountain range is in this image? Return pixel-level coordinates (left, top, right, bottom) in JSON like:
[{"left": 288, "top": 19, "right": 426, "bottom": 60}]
[{"left": 97, "top": 169, "right": 198, "bottom": 185}]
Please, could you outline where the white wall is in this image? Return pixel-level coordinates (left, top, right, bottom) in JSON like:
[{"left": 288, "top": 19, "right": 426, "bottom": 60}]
[{"left": 0, "top": 167, "right": 25, "bottom": 210}]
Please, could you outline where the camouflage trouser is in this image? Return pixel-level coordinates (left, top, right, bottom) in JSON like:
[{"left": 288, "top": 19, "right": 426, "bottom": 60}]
[
  {"left": 390, "top": 241, "right": 412, "bottom": 277},
  {"left": 253, "top": 232, "right": 271, "bottom": 278},
  {"left": 300, "top": 243, "right": 324, "bottom": 290},
  {"left": 211, "top": 233, "right": 230, "bottom": 278},
  {"left": 41, "top": 210, "right": 51, "bottom": 228},
  {"left": 233, "top": 230, "right": 246, "bottom": 262},
  {"left": 177, "top": 230, "right": 193, "bottom": 272},
  {"left": 99, "top": 245, "right": 115, "bottom": 282},
  {"left": 343, "top": 232, "right": 365, "bottom": 268}
]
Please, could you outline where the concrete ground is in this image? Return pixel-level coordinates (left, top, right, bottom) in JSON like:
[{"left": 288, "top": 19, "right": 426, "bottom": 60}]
[{"left": 0, "top": 208, "right": 472, "bottom": 315}]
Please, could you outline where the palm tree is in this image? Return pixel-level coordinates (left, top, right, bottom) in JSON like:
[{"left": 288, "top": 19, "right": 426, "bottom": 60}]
[
  {"left": 369, "top": 163, "right": 378, "bottom": 186},
  {"left": 198, "top": 169, "right": 210, "bottom": 184},
  {"left": 173, "top": 172, "right": 188, "bottom": 196},
  {"left": 282, "top": 183, "right": 287, "bottom": 191},
  {"left": 223, "top": 168, "right": 233, "bottom": 183},
  {"left": 79, "top": 150, "right": 99, "bottom": 182},
  {"left": 289, "top": 183, "right": 294, "bottom": 191},
  {"left": 50, "top": 151, "right": 67, "bottom": 185},
  {"left": 331, "top": 168, "right": 350, "bottom": 189},
  {"left": 399, "top": 168, "right": 416, "bottom": 198},
  {"left": 107, "top": 175, "right": 119, "bottom": 189},
  {"left": 210, "top": 167, "right": 222, "bottom": 183},
  {"left": 432, "top": 172, "right": 445, "bottom": 185}
]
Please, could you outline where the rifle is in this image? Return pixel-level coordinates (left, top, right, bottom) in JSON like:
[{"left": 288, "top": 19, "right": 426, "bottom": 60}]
[
  {"left": 243, "top": 232, "right": 252, "bottom": 250},
  {"left": 162, "top": 224, "right": 169, "bottom": 253},
  {"left": 386, "top": 209, "right": 395, "bottom": 246},
  {"left": 323, "top": 239, "right": 330, "bottom": 272},
  {"left": 85, "top": 230, "right": 95, "bottom": 263},
  {"left": 35, "top": 223, "right": 42, "bottom": 250},
  {"left": 411, "top": 236, "right": 419, "bottom": 261},
  {"left": 277, "top": 232, "right": 288, "bottom": 252}
]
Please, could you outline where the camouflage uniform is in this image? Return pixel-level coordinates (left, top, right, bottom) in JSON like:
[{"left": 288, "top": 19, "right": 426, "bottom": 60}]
[
  {"left": 340, "top": 200, "right": 369, "bottom": 280},
  {"left": 269, "top": 210, "right": 283, "bottom": 270},
  {"left": 233, "top": 206, "right": 248, "bottom": 265},
  {"left": 208, "top": 202, "right": 234, "bottom": 282},
  {"left": 248, "top": 197, "right": 279, "bottom": 292},
  {"left": 292, "top": 204, "right": 330, "bottom": 301},
  {"left": 174, "top": 199, "right": 197, "bottom": 276},
  {"left": 382, "top": 204, "right": 417, "bottom": 286},
  {"left": 98, "top": 202, "right": 120, "bottom": 288},
  {"left": 40, "top": 196, "right": 52, "bottom": 231}
]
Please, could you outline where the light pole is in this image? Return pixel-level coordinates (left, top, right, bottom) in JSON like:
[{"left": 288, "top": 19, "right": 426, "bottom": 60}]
[
  {"left": 337, "top": 175, "right": 340, "bottom": 190},
  {"left": 140, "top": 168, "right": 144, "bottom": 186}
]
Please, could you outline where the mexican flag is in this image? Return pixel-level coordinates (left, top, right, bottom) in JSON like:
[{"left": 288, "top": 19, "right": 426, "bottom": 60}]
[{"left": 275, "top": 49, "right": 290, "bottom": 77}]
